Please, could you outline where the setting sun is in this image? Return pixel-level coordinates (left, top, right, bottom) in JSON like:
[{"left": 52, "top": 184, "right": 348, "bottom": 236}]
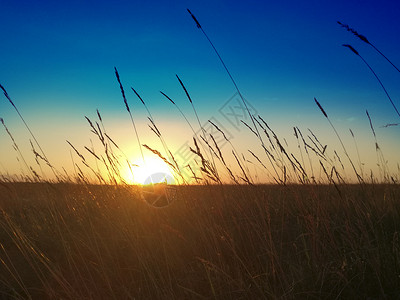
[{"left": 123, "top": 156, "right": 175, "bottom": 185}]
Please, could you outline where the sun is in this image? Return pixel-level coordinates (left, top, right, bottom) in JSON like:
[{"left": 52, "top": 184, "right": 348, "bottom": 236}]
[{"left": 122, "top": 156, "right": 175, "bottom": 185}]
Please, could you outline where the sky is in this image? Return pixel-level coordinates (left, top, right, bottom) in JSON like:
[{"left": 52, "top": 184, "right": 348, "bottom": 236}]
[{"left": 1, "top": 0, "right": 399, "bottom": 184}]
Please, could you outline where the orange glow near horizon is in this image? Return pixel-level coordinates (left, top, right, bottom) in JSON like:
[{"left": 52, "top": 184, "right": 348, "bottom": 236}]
[{"left": 122, "top": 155, "right": 175, "bottom": 185}]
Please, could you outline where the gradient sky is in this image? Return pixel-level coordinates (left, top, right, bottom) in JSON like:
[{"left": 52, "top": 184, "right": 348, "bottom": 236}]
[{"left": 1, "top": 0, "right": 399, "bottom": 183}]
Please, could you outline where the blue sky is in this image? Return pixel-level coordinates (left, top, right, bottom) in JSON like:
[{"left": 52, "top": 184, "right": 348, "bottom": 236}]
[{"left": 1, "top": 0, "right": 399, "bottom": 182}]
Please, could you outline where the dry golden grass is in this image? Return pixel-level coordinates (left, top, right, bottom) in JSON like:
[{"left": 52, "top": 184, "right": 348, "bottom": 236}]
[{"left": 1, "top": 183, "right": 400, "bottom": 299}]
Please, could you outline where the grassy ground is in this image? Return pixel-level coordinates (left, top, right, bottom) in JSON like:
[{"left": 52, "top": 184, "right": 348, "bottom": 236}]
[{"left": 1, "top": 182, "right": 399, "bottom": 299}]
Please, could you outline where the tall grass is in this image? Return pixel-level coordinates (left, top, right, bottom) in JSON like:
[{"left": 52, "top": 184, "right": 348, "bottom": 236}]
[
  {"left": 1, "top": 183, "right": 399, "bottom": 299},
  {"left": 338, "top": 21, "right": 400, "bottom": 73},
  {"left": 0, "top": 85, "right": 57, "bottom": 179},
  {"left": 0, "top": 14, "right": 399, "bottom": 300},
  {"left": 342, "top": 44, "right": 400, "bottom": 119},
  {"left": 187, "top": 9, "right": 265, "bottom": 148},
  {"left": 314, "top": 97, "right": 363, "bottom": 184}
]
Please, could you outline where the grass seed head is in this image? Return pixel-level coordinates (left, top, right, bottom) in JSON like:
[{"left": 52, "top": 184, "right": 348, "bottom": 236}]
[
  {"left": 176, "top": 75, "right": 193, "bottom": 104},
  {"left": 343, "top": 44, "right": 359, "bottom": 56},
  {"left": 314, "top": 98, "right": 328, "bottom": 118},
  {"left": 187, "top": 9, "right": 202, "bottom": 29},
  {"left": 337, "top": 21, "right": 370, "bottom": 44},
  {"left": 114, "top": 67, "right": 130, "bottom": 113},
  {"left": 160, "top": 91, "right": 175, "bottom": 105}
]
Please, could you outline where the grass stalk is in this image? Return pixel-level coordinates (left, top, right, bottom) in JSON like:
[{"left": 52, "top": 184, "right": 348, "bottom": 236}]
[
  {"left": 0, "top": 118, "right": 33, "bottom": 179},
  {"left": 160, "top": 90, "right": 213, "bottom": 171},
  {"left": 366, "top": 110, "right": 388, "bottom": 182},
  {"left": 175, "top": 74, "right": 218, "bottom": 173},
  {"left": 314, "top": 97, "right": 363, "bottom": 183},
  {"left": 0, "top": 84, "right": 57, "bottom": 179},
  {"left": 349, "top": 128, "right": 364, "bottom": 178},
  {"left": 187, "top": 9, "right": 265, "bottom": 149},
  {"left": 343, "top": 44, "right": 400, "bottom": 119},
  {"left": 338, "top": 21, "right": 400, "bottom": 73},
  {"left": 114, "top": 68, "right": 147, "bottom": 185}
]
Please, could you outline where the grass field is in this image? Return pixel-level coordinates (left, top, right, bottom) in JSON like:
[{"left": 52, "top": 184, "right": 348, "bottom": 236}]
[
  {"left": 1, "top": 16, "right": 400, "bottom": 299},
  {"left": 1, "top": 182, "right": 399, "bottom": 299}
]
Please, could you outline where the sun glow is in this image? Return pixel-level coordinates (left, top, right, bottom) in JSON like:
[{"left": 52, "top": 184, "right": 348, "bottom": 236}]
[{"left": 123, "top": 156, "right": 175, "bottom": 185}]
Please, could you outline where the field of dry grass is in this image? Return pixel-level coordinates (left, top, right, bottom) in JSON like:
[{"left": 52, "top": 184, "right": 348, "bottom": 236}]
[
  {"left": 1, "top": 16, "right": 400, "bottom": 299},
  {"left": 1, "top": 182, "right": 399, "bottom": 299}
]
